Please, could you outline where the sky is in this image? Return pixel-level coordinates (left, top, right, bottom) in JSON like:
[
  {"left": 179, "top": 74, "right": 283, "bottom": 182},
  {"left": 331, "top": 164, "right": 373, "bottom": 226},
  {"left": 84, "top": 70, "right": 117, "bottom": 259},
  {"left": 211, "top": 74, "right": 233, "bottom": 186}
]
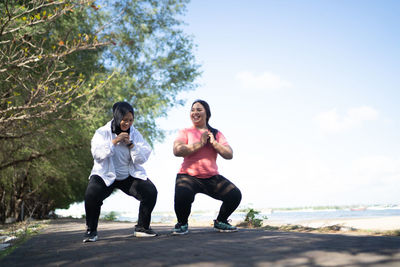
[{"left": 58, "top": 0, "right": 400, "bottom": 217}]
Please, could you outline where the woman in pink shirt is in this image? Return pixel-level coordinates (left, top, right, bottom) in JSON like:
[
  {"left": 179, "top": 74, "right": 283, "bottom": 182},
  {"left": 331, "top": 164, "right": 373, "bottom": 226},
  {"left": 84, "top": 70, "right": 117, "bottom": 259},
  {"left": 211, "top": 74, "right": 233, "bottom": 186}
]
[{"left": 172, "top": 99, "right": 242, "bottom": 234}]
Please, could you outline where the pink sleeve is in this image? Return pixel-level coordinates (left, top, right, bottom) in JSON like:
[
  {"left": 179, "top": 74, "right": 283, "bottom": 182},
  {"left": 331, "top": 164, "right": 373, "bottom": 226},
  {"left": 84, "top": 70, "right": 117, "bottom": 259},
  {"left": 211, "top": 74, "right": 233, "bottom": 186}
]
[
  {"left": 175, "top": 129, "right": 188, "bottom": 143},
  {"left": 216, "top": 131, "right": 229, "bottom": 146}
]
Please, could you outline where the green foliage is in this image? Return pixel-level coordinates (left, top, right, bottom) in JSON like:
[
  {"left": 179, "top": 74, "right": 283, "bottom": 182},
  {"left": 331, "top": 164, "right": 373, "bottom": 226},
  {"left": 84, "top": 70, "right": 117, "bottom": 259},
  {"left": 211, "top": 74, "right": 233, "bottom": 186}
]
[
  {"left": 0, "top": 0, "right": 199, "bottom": 223},
  {"left": 102, "top": 211, "right": 118, "bottom": 221},
  {"left": 88, "top": 0, "right": 200, "bottom": 145},
  {"left": 0, "top": 221, "right": 44, "bottom": 259},
  {"left": 243, "top": 208, "right": 266, "bottom": 228},
  {"left": 0, "top": 1, "right": 108, "bottom": 222}
]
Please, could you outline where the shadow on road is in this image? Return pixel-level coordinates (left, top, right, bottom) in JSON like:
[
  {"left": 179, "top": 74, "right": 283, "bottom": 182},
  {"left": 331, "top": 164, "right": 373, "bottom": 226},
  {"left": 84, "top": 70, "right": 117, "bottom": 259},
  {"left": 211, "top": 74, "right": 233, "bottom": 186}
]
[{"left": 1, "top": 219, "right": 400, "bottom": 266}]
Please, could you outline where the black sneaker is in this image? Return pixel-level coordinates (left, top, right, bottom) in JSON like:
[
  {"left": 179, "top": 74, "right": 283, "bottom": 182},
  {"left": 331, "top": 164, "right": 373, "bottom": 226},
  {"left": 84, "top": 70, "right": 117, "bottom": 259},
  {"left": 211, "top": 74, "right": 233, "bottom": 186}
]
[
  {"left": 133, "top": 226, "right": 157, "bottom": 237},
  {"left": 83, "top": 230, "right": 98, "bottom": 243}
]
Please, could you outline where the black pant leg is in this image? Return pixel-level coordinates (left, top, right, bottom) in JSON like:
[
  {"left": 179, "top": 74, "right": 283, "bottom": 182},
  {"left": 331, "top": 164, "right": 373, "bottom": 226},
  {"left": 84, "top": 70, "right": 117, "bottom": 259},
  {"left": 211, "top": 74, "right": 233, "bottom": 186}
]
[
  {"left": 117, "top": 177, "right": 158, "bottom": 229},
  {"left": 207, "top": 175, "right": 242, "bottom": 222},
  {"left": 174, "top": 174, "right": 199, "bottom": 225},
  {"left": 84, "top": 175, "right": 114, "bottom": 231}
]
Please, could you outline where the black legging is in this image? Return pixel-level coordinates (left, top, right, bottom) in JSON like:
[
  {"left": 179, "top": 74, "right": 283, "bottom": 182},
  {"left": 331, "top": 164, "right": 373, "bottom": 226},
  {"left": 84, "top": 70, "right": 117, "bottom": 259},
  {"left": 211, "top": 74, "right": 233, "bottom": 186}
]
[
  {"left": 84, "top": 175, "right": 157, "bottom": 231},
  {"left": 174, "top": 173, "right": 242, "bottom": 224}
]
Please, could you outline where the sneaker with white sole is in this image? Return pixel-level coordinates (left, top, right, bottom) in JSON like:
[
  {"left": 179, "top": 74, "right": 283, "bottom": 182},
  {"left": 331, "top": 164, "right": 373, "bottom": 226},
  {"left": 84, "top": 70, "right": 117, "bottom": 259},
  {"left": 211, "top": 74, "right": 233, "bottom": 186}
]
[
  {"left": 83, "top": 230, "right": 98, "bottom": 243},
  {"left": 133, "top": 226, "right": 157, "bottom": 237},
  {"left": 213, "top": 220, "right": 238, "bottom": 232},
  {"left": 172, "top": 222, "right": 189, "bottom": 235}
]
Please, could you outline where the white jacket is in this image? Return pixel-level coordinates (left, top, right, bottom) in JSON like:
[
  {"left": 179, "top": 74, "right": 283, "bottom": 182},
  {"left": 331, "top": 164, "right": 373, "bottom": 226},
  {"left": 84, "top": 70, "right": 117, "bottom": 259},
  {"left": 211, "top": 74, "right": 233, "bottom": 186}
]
[{"left": 89, "top": 120, "right": 152, "bottom": 186}]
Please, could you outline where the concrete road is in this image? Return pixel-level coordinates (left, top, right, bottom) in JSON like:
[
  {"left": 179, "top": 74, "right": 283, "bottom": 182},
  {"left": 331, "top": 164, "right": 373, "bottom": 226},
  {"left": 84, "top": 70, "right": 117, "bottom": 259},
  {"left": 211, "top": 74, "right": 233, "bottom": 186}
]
[{"left": 1, "top": 219, "right": 400, "bottom": 266}]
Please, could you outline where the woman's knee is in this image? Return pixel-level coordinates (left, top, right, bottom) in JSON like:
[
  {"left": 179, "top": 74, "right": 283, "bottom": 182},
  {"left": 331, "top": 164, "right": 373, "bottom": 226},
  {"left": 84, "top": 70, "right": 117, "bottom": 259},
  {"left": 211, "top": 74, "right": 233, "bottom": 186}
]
[
  {"left": 233, "top": 187, "right": 242, "bottom": 203},
  {"left": 225, "top": 187, "right": 242, "bottom": 205},
  {"left": 149, "top": 183, "right": 158, "bottom": 200},
  {"left": 141, "top": 179, "right": 158, "bottom": 201},
  {"left": 85, "top": 176, "right": 107, "bottom": 204},
  {"left": 174, "top": 187, "right": 195, "bottom": 204}
]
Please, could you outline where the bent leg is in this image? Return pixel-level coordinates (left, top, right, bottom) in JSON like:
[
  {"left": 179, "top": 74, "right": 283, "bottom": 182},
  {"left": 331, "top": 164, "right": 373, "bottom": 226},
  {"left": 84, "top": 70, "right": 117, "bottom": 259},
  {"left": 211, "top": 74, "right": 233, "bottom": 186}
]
[
  {"left": 84, "top": 175, "right": 114, "bottom": 231},
  {"left": 174, "top": 174, "right": 198, "bottom": 225},
  {"left": 118, "top": 177, "right": 158, "bottom": 229},
  {"left": 208, "top": 175, "right": 242, "bottom": 222},
  {"left": 216, "top": 187, "right": 242, "bottom": 222}
]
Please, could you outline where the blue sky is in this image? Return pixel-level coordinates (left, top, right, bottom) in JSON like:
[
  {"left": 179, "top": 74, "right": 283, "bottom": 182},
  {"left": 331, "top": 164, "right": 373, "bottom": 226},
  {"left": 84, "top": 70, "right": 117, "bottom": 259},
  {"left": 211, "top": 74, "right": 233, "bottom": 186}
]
[{"left": 59, "top": 0, "right": 400, "bottom": 216}]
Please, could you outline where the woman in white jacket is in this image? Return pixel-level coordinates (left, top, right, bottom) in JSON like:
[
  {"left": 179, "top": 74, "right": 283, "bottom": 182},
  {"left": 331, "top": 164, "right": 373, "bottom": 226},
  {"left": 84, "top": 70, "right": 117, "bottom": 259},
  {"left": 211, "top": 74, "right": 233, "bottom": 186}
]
[{"left": 83, "top": 102, "right": 158, "bottom": 243}]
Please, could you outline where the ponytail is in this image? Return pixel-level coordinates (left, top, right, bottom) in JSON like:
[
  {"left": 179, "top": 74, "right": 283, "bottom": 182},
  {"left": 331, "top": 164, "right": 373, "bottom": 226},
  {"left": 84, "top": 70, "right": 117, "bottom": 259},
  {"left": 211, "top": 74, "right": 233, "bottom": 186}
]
[{"left": 207, "top": 122, "right": 218, "bottom": 139}]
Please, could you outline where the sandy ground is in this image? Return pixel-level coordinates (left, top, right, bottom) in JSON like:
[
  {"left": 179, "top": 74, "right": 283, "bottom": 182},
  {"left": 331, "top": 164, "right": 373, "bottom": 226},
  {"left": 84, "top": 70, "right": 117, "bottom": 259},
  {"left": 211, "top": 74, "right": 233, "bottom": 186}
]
[
  {"left": 175, "top": 215, "right": 400, "bottom": 232},
  {"left": 265, "top": 216, "right": 400, "bottom": 231}
]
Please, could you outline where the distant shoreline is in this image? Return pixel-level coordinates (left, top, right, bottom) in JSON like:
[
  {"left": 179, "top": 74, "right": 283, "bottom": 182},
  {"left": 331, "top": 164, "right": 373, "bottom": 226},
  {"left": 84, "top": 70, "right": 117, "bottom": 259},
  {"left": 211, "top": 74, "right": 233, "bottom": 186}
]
[{"left": 55, "top": 205, "right": 400, "bottom": 232}]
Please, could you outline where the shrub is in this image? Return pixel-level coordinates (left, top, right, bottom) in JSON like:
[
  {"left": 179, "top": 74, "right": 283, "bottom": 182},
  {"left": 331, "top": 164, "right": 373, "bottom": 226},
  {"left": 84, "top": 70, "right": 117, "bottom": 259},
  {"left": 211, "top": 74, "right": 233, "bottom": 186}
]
[
  {"left": 102, "top": 211, "right": 118, "bottom": 221},
  {"left": 238, "top": 208, "right": 267, "bottom": 228}
]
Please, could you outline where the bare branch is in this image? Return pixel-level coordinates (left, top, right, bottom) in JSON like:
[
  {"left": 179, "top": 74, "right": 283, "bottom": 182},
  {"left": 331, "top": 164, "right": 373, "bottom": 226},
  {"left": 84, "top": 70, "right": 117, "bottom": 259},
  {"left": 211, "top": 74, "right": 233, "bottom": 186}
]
[
  {"left": 0, "top": 143, "right": 86, "bottom": 171},
  {"left": 0, "top": 40, "right": 110, "bottom": 73},
  {"left": 0, "top": 71, "right": 115, "bottom": 124},
  {"left": 0, "top": 128, "right": 47, "bottom": 140}
]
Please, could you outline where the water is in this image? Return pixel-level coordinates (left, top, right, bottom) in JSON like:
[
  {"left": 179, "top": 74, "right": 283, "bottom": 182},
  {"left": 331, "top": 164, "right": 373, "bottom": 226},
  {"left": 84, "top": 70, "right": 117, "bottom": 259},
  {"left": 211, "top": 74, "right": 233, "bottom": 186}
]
[
  {"left": 114, "top": 208, "right": 400, "bottom": 225},
  {"left": 239, "top": 208, "right": 400, "bottom": 224}
]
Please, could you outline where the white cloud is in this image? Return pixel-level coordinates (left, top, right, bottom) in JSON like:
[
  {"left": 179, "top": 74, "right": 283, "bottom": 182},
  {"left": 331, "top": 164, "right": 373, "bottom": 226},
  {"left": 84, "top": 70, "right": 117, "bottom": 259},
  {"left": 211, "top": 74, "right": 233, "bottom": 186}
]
[
  {"left": 235, "top": 71, "right": 292, "bottom": 91},
  {"left": 314, "top": 106, "right": 379, "bottom": 133}
]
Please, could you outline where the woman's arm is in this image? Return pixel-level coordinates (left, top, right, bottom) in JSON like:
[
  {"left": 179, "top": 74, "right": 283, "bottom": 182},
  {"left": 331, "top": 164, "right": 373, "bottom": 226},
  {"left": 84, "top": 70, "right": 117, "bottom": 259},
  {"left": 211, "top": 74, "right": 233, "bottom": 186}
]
[
  {"left": 91, "top": 129, "right": 115, "bottom": 162},
  {"left": 208, "top": 132, "right": 233, "bottom": 159},
  {"left": 173, "top": 131, "right": 209, "bottom": 157},
  {"left": 129, "top": 128, "right": 152, "bottom": 165}
]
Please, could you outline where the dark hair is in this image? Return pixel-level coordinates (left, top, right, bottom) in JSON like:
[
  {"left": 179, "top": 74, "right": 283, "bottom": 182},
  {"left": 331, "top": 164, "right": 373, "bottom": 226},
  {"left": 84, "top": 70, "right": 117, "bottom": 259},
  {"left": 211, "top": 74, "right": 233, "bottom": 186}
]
[
  {"left": 192, "top": 99, "right": 218, "bottom": 138},
  {"left": 111, "top": 102, "right": 134, "bottom": 135}
]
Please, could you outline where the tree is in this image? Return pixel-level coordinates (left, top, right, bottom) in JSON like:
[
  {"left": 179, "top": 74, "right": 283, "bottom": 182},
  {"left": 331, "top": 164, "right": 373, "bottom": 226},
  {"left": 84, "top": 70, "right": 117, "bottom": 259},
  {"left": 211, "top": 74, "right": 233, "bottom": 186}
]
[
  {"left": 0, "top": 0, "right": 114, "bottom": 222},
  {"left": 0, "top": 0, "right": 200, "bottom": 223},
  {"left": 91, "top": 0, "right": 200, "bottom": 142}
]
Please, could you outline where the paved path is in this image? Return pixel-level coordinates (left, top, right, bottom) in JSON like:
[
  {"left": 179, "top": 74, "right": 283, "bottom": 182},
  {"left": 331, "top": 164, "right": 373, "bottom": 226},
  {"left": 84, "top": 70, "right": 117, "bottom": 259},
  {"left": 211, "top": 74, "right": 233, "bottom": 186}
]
[{"left": 1, "top": 219, "right": 400, "bottom": 266}]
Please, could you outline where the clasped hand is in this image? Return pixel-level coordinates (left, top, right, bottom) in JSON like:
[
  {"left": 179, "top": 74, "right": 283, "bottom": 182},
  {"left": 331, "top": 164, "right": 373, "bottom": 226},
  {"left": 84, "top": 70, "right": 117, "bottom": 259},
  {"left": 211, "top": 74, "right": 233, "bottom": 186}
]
[
  {"left": 114, "top": 132, "right": 133, "bottom": 147},
  {"left": 200, "top": 130, "right": 216, "bottom": 146}
]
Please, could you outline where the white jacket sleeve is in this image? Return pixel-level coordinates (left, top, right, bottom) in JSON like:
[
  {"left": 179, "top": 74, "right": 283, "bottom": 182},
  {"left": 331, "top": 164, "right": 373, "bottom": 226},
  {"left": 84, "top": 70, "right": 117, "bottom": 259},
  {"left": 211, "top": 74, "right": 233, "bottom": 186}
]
[
  {"left": 130, "top": 128, "right": 151, "bottom": 165},
  {"left": 91, "top": 129, "right": 114, "bottom": 163}
]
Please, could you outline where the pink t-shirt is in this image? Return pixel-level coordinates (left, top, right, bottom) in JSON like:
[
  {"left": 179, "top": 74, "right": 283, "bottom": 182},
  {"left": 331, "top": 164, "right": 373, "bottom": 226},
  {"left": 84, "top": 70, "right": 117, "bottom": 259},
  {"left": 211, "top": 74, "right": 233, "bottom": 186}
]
[{"left": 175, "top": 127, "right": 229, "bottom": 178}]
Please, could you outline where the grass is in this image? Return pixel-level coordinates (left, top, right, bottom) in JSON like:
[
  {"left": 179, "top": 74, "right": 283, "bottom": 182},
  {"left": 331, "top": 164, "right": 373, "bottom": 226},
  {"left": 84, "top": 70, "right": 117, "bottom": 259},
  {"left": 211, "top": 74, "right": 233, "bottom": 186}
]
[
  {"left": 237, "top": 207, "right": 400, "bottom": 236},
  {"left": 238, "top": 223, "right": 400, "bottom": 237},
  {"left": 101, "top": 211, "right": 118, "bottom": 221},
  {"left": 0, "top": 213, "right": 120, "bottom": 260},
  {"left": 0, "top": 220, "right": 49, "bottom": 260},
  {"left": 260, "top": 224, "right": 353, "bottom": 233}
]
